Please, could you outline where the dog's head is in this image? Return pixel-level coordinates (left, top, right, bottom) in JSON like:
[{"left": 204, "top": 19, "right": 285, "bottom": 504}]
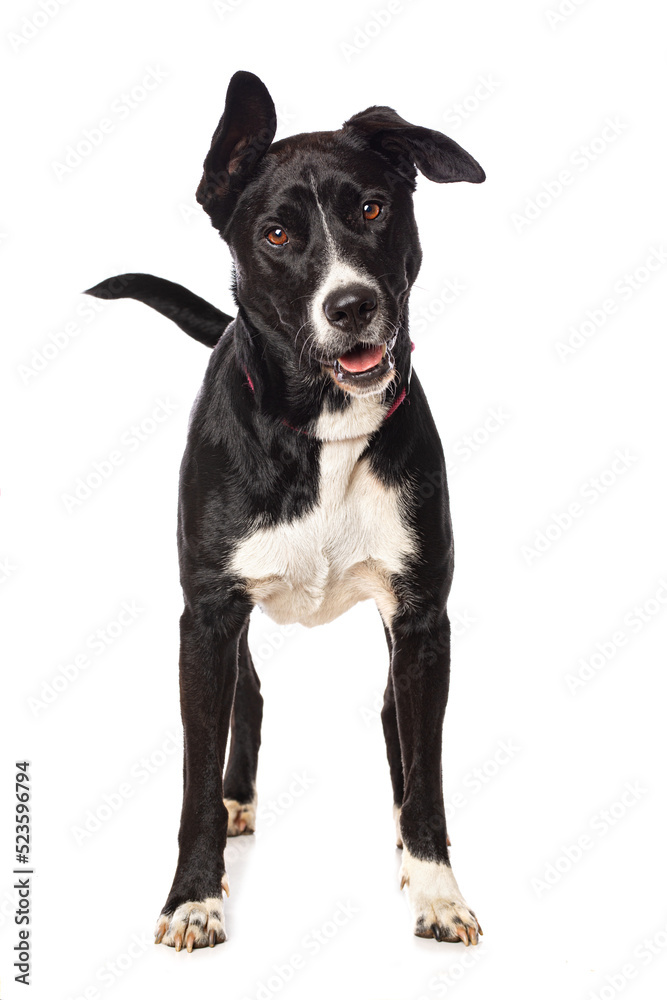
[{"left": 197, "top": 71, "right": 485, "bottom": 397}]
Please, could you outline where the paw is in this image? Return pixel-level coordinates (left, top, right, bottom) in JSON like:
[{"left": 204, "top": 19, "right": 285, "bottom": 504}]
[
  {"left": 224, "top": 794, "right": 257, "bottom": 836},
  {"left": 413, "top": 898, "right": 481, "bottom": 945},
  {"left": 400, "top": 852, "right": 481, "bottom": 946},
  {"left": 155, "top": 881, "right": 229, "bottom": 951}
]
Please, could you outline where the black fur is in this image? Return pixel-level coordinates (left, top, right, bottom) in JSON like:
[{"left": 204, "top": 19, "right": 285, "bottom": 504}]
[
  {"left": 85, "top": 272, "right": 232, "bottom": 347},
  {"left": 86, "top": 70, "right": 485, "bottom": 949}
]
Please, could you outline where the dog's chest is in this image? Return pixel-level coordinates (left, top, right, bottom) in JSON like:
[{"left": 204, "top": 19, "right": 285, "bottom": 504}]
[{"left": 231, "top": 407, "right": 415, "bottom": 628}]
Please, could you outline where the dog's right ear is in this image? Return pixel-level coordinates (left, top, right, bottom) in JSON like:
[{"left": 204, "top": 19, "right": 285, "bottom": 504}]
[{"left": 196, "top": 70, "right": 277, "bottom": 232}]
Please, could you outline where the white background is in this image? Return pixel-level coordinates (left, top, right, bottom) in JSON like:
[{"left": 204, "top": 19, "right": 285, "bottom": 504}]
[{"left": 2, "top": 0, "right": 666, "bottom": 998}]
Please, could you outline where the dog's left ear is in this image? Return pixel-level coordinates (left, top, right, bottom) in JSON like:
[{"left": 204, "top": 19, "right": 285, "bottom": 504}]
[
  {"left": 343, "top": 106, "right": 485, "bottom": 185},
  {"left": 196, "top": 70, "right": 277, "bottom": 231}
]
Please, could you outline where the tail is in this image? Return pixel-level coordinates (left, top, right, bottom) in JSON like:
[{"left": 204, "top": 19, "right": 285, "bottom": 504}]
[{"left": 84, "top": 273, "right": 233, "bottom": 348}]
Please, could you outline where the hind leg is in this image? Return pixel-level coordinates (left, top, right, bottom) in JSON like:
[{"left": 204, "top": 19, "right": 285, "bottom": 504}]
[
  {"left": 223, "top": 622, "right": 263, "bottom": 836},
  {"left": 380, "top": 625, "right": 405, "bottom": 847}
]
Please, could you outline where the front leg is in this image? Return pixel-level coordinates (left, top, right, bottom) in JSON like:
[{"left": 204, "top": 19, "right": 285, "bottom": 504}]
[
  {"left": 155, "top": 598, "right": 249, "bottom": 951},
  {"left": 391, "top": 606, "right": 482, "bottom": 945}
]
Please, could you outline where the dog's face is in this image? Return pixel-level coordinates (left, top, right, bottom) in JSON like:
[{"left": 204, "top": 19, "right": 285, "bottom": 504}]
[{"left": 197, "top": 72, "right": 485, "bottom": 397}]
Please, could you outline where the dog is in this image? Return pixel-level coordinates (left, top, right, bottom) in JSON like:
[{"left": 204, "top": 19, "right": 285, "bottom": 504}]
[{"left": 86, "top": 70, "right": 486, "bottom": 951}]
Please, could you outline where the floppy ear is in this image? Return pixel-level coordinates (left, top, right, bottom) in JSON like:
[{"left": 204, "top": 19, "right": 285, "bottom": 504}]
[
  {"left": 196, "top": 70, "right": 277, "bottom": 232},
  {"left": 343, "top": 105, "right": 485, "bottom": 186}
]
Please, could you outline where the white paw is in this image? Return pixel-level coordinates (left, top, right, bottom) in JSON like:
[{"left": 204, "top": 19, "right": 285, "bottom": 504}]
[
  {"left": 224, "top": 793, "right": 257, "bottom": 836},
  {"left": 155, "top": 883, "right": 229, "bottom": 951},
  {"left": 399, "top": 851, "right": 481, "bottom": 945}
]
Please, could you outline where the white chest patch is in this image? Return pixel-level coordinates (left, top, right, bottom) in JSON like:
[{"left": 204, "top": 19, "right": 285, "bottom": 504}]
[{"left": 230, "top": 398, "right": 415, "bottom": 628}]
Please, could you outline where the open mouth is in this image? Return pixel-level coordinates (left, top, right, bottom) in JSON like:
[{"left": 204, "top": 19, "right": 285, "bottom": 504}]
[{"left": 331, "top": 337, "right": 396, "bottom": 386}]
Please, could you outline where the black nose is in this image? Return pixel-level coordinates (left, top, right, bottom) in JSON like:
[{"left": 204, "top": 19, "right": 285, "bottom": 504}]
[{"left": 323, "top": 284, "right": 377, "bottom": 331}]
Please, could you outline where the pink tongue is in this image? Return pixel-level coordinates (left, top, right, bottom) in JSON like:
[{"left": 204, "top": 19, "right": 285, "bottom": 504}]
[{"left": 338, "top": 344, "right": 383, "bottom": 373}]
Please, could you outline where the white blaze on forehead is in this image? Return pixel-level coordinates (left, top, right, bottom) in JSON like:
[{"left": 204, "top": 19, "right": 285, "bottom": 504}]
[
  {"left": 310, "top": 180, "right": 336, "bottom": 253},
  {"left": 309, "top": 179, "right": 380, "bottom": 351}
]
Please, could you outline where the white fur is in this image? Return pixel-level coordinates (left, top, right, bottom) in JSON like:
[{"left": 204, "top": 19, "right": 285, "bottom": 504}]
[
  {"left": 308, "top": 180, "right": 384, "bottom": 356},
  {"left": 156, "top": 895, "right": 226, "bottom": 950},
  {"left": 310, "top": 258, "right": 381, "bottom": 353},
  {"left": 400, "top": 849, "right": 481, "bottom": 944},
  {"left": 231, "top": 397, "right": 415, "bottom": 628},
  {"left": 314, "top": 394, "right": 385, "bottom": 441}
]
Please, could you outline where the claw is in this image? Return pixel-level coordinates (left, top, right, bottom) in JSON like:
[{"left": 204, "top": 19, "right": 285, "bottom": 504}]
[
  {"left": 456, "top": 925, "right": 469, "bottom": 946},
  {"left": 400, "top": 873, "right": 408, "bottom": 890},
  {"left": 221, "top": 874, "right": 230, "bottom": 897},
  {"left": 432, "top": 923, "right": 443, "bottom": 942},
  {"left": 468, "top": 925, "right": 478, "bottom": 946},
  {"left": 174, "top": 931, "right": 183, "bottom": 952},
  {"left": 185, "top": 930, "right": 195, "bottom": 953},
  {"left": 208, "top": 928, "right": 217, "bottom": 947},
  {"left": 154, "top": 922, "right": 167, "bottom": 945},
  {"left": 446, "top": 836, "right": 451, "bottom": 847}
]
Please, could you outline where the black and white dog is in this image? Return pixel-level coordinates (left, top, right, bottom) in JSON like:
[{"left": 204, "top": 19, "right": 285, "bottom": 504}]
[{"left": 87, "top": 70, "right": 485, "bottom": 951}]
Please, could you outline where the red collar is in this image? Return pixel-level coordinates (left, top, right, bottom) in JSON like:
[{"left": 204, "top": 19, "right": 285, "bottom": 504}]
[{"left": 384, "top": 386, "right": 406, "bottom": 420}]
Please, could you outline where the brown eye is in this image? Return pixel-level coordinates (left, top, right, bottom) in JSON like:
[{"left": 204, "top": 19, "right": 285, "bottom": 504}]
[
  {"left": 266, "top": 227, "right": 288, "bottom": 245},
  {"left": 363, "top": 201, "right": 382, "bottom": 221}
]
